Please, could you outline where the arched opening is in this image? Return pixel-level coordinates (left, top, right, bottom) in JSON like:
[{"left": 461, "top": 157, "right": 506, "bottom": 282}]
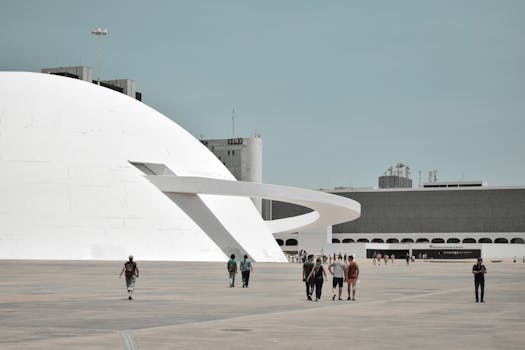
[
  {"left": 342, "top": 238, "right": 355, "bottom": 243},
  {"left": 401, "top": 238, "right": 414, "bottom": 243},
  {"left": 511, "top": 238, "right": 525, "bottom": 244},
  {"left": 357, "top": 238, "right": 369, "bottom": 243},
  {"left": 371, "top": 238, "right": 384, "bottom": 243},
  {"left": 286, "top": 238, "right": 298, "bottom": 246},
  {"left": 276, "top": 239, "right": 284, "bottom": 246},
  {"left": 462, "top": 238, "right": 476, "bottom": 243},
  {"left": 416, "top": 238, "right": 429, "bottom": 243},
  {"left": 447, "top": 238, "right": 460, "bottom": 243},
  {"left": 478, "top": 238, "right": 492, "bottom": 243},
  {"left": 431, "top": 238, "right": 445, "bottom": 243},
  {"left": 386, "top": 238, "right": 399, "bottom": 243},
  {"left": 332, "top": 238, "right": 340, "bottom": 243},
  {"left": 494, "top": 238, "right": 508, "bottom": 244}
]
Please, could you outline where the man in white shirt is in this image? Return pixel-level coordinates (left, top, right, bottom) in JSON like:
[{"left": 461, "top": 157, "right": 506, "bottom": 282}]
[{"left": 328, "top": 255, "right": 346, "bottom": 300}]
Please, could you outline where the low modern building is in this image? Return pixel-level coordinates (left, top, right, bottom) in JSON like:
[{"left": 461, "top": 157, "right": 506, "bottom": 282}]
[{"left": 272, "top": 186, "right": 525, "bottom": 259}]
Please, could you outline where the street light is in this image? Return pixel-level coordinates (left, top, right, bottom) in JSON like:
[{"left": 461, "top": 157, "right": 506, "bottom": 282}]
[{"left": 91, "top": 27, "right": 108, "bottom": 85}]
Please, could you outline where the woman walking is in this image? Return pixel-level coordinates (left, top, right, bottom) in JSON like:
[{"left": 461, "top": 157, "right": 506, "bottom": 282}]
[{"left": 308, "top": 258, "right": 327, "bottom": 301}]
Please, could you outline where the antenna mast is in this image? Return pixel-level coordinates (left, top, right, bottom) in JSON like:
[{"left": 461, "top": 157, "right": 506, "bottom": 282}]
[{"left": 232, "top": 108, "right": 235, "bottom": 138}]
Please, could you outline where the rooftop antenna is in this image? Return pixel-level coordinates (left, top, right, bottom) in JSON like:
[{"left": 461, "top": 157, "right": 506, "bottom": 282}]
[
  {"left": 91, "top": 27, "right": 108, "bottom": 85},
  {"left": 232, "top": 108, "right": 235, "bottom": 138}
]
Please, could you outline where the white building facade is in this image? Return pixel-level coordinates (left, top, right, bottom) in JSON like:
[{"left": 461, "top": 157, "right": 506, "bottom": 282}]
[{"left": 0, "top": 72, "right": 360, "bottom": 262}]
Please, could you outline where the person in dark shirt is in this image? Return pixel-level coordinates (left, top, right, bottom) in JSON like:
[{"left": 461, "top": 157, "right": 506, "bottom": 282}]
[
  {"left": 227, "top": 254, "right": 238, "bottom": 288},
  {"left": 302, "top": 255, "right": 315, "bottom": 300},
  {"left": 119, "top": 255, "right": 139, "bottom": 300},
  {"left": 472, "top": 257, "right": 487, "bottom": 303},
  {"left": 307, "top": 258, "right": 327, "bottom": 302}
]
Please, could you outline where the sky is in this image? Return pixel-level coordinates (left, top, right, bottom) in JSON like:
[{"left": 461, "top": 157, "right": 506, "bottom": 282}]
[{"left": 1, "top": 0, "right": 524, "bottom": 189}]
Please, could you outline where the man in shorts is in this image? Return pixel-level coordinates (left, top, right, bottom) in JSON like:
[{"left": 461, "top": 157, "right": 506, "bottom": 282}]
[
  {"left": 328, "top": 255, "right": 346, "bottom": 300},
  {"left": 119, "top": 255, "right": 139, "bottom": 300},
  {"left": 345, "top": 255, "right": 359, "bottom": 301}
]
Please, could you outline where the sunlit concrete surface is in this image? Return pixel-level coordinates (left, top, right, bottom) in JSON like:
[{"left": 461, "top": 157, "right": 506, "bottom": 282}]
[
  {"left": 0, "top": 72, "right": 288, "bottom": 262},
  {"left": 1, "top": 259, "right": 524, "bottom": 349}
]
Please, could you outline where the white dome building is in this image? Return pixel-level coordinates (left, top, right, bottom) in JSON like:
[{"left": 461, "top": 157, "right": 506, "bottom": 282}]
[{"left": 0, "top": 72, "right": 360, "bottom": 262}]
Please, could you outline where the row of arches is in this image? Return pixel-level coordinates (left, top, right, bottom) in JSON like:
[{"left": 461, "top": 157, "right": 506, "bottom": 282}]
[
  {"left": 276, "top": 239, "right": 298, "bottom": 246},
  {"left": 331, "top": 237, "right": 525, "bottom": 244},
  {"left": 277, "top": 237, "right": 525, "bottom": 246}
]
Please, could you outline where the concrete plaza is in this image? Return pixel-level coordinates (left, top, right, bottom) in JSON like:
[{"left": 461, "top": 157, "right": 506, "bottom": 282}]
[{"left": 1, "top": 259, "right": 524, "bottom": 349}]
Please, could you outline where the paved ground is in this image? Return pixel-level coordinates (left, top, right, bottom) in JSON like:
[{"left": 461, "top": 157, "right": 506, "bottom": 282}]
[{"left": 1, "top": 259, "right": 524, "bottom": 349}]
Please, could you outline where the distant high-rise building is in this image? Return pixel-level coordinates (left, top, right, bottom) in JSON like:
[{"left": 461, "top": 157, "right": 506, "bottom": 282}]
[
  {"left": 41, "top": 66, "right": 142, "bottom": 101},
  {"left": 378, "top": 163, "right": 413, "bottom": 188},
  {"left": 201, "top": 136, "right": 262, "bottom": 213}
]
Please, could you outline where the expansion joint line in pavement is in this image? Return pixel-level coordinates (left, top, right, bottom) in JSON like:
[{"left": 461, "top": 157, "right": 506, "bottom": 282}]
[{"left": 120, "top": 330, "right": 138, "bottom": 350}]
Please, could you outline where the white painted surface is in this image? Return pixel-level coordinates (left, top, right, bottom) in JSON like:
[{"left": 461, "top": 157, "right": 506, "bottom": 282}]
[{"left": 0, "top": 72, "right": 288, "bottom": 261}]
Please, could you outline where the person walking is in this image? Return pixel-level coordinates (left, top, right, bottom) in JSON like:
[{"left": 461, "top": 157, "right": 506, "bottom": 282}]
[
  {"left": 472, "top": 257, "right": 487, "bottom": 302},
  {"left": 302, "top": 254, "right": 315, "bottom": 300},
  {"left": 308, "top": 258, "right": 327, "bottom": 301},
  {"left": 328, "top": 255, "right": 346, "bottom": 300},
  {"left": 240, "top": 254, "right": 253, "bottom": 288},
  {"left": 345, "top": 255, "right": 359, "bottom": 301},
  {"left": 119, "top": 255, "right": 139, "bottom": 300},
  {"left": 227, "top": 254, "right": 238, "bottom": 287}
]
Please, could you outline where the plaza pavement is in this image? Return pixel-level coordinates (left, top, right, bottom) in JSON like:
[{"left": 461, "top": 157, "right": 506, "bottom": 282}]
[{"left": 0, "top": 258, "right": 524, "bottom": 349}]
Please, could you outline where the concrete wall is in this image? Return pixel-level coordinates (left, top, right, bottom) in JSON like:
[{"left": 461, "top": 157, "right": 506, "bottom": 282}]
[{"left": 332, "top": 188, "right": 525, "bottom": 233}]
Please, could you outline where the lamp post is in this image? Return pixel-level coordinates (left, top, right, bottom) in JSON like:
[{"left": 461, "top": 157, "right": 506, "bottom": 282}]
[{"left": 91, "top": 27, "right": 108, "bottom": 85}]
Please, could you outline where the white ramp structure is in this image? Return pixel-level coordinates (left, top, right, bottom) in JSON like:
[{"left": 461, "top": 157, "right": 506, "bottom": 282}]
[{"left": 0, "top": 72, "right": 360, "bottom": 262}]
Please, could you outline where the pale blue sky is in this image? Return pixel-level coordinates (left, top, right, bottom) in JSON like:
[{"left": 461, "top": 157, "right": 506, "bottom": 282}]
[{"left": 1, "top": 0, "right": 524, "bottom": 188}]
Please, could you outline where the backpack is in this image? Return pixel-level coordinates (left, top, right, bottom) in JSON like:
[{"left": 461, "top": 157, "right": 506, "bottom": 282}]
[
  {"left": 124, "top": 262, "right": 135, "bottom": 278},
  {"left": 227, "top": 260, "right": 236, "bottom": 272}
]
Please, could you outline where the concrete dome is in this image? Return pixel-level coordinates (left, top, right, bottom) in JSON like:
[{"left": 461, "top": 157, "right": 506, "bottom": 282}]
[{"left": 0, "top": 72, "right": 287, "bottom": 261}]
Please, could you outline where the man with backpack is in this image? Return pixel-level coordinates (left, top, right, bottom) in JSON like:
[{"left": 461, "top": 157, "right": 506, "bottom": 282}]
[
  {"left": 227, "top": 254, "right": 238, "bottom": 287},
  {"left": 119, "top": 255, "right": 140, "bottom": 300},
  {"left": 240, "top": 254, "right": 253, "bottom": 288}
]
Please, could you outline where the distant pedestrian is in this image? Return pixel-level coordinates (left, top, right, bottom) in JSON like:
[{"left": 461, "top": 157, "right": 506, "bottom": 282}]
[
  {"left": 472, "top": 257, "right": 487, "bottom": 303},
  {"left": 405, "top": 253, "right": 410, "bottom": 265},
  {"left": 391, "top": 254, "right": 395, "bottom": 264},
  {"left": 302, "top": 254, "right": 315, "bottom": 300},
  {"left": 227, "top": 254, "right": 238, "bottom": 287},
  {"left": 240, "top": 255, "right": 253, "bottom": 288},
  {"left": 308, "top": 258, "right": 327, "bottom": 301},
  {"left": 345, "top": 255, "right": 359, "bottom": 301},
  {"left": 328, "top": 255, "right": 346, "bottom": 300},
  {"left": 119, "top": 255, "right": 139, "bottom": 300}
]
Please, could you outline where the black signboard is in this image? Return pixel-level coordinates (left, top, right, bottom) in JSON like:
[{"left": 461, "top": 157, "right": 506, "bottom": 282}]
[{"left": 412, "top": 249, "right": 481, "bottom": 259}]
